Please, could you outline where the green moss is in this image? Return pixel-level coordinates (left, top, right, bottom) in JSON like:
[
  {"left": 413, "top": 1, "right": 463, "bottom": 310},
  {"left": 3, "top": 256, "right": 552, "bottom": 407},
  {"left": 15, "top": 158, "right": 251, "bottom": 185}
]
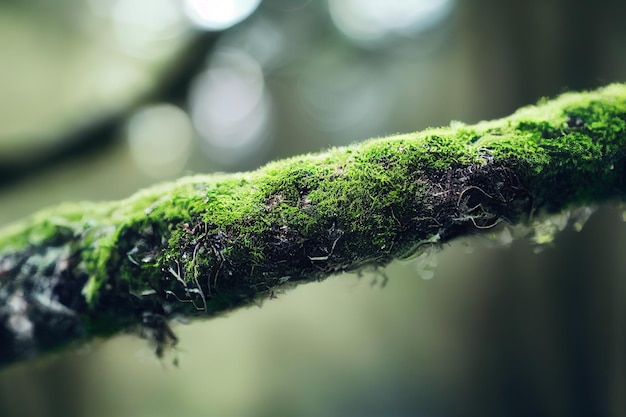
[
  {"left": 2, "top": 83, "right": 626, "bottom": 339},
  {"left": 471, "top": 83, "right": 626, "bottom": 209}
]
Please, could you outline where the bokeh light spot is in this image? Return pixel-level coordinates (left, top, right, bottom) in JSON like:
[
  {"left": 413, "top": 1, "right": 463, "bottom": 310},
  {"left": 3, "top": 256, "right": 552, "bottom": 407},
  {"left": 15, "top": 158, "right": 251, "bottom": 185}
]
[
  {"left": 183, "top": 0, "right": 261, "bottom": 31},
  {"left": 328, "top": 0, "right": 454, "bottom": 45},
  {"left": 127, "top": 104, "right": 193, "bottom": 178},
  {"left": 109, "top": 0, "right": 188, "bottom": 58},
  {"left": 297, "top": 58, "right": 395, "bottom": 143},
  {"left": 189, "top": 48, "right": 272, "bottom": 167}
]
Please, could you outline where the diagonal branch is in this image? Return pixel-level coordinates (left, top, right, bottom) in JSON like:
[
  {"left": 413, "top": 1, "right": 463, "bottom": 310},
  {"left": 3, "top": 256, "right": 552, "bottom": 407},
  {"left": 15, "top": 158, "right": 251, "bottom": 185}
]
[{"left": 1, "top": 83, "right": 626, "bottom": 369}]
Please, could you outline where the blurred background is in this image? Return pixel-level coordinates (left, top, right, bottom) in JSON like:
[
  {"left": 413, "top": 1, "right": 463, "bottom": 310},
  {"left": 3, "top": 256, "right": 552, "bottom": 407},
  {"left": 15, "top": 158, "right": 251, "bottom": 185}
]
[{"left": 0, "top": 0, "right": 625, "bottom": 416}]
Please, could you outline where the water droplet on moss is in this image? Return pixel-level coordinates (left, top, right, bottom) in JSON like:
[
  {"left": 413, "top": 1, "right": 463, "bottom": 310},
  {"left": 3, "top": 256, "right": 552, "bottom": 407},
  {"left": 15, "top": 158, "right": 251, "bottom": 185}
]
[
  {"left": 531, "top": 210, "right": 570, "bottom": 246},
  {"left": 419, "top": 269, "right": 435, "bottom": 280},
  {"left": 571, "top": 206, "right": 595, "bottom": 232},
  {"left": 413, "top": 245, "right": 438, "bottom": 280},
  {"left": 483, "top": 226, "right": 514, "bottom": 248}
]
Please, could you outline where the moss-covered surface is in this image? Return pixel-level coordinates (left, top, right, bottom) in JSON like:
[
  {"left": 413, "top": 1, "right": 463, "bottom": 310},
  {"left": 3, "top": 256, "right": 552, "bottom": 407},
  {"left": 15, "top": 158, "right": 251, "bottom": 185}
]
[{"left": 1, "top": 83, "right": 626, "bottom": 368}]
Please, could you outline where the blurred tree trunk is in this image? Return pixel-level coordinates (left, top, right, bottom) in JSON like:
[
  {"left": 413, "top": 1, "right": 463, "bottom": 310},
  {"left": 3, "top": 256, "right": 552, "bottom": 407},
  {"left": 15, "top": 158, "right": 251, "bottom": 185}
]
[{"left": 455, "top": 1, "right": 626, "bottom": 415}]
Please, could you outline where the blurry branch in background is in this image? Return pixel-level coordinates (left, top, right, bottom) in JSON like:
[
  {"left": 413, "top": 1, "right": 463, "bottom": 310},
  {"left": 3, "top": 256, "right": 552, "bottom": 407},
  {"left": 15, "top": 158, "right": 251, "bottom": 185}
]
[
  {"left": 1, "top": 83, "right": 626, "bottom": 371},
  {"left": 0, "top": 31, "right": 219, "bottom": 189}
]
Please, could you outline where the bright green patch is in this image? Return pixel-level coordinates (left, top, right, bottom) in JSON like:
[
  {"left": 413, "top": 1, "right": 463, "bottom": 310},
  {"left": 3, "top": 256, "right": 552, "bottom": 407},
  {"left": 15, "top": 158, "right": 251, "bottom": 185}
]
[{"left": 2, "top": 83, "right": 626, "bottom": 311}]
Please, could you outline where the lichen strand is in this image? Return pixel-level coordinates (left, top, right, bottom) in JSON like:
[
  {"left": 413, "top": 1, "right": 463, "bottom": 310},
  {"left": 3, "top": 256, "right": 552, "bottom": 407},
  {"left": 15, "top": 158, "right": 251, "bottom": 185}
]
[{"left": 1, "top": 83, "right": 626, "bottom": 364}]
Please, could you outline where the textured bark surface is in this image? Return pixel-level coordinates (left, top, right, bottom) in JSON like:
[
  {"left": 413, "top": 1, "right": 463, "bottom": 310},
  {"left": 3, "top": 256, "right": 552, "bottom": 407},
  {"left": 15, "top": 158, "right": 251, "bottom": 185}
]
[{"left": 1, "top": 83, "right": 626, "bottom": 369}]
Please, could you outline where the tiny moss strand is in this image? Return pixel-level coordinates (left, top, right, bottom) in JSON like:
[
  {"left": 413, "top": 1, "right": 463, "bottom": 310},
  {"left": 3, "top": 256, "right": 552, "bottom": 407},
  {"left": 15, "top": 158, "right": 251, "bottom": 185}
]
[{"left": 1, "top": 83, "right": 626, "bottom": 368}]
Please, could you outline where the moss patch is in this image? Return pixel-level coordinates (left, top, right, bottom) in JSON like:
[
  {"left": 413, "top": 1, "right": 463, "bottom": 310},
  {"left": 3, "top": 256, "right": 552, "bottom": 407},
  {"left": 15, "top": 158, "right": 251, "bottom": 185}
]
[{"left": 1, "top": 83, "right": 626, "bottom": 363}]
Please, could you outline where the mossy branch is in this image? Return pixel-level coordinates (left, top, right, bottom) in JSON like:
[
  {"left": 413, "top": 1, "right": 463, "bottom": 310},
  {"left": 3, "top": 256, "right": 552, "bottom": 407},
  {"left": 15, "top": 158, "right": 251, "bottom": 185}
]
[{"left": 2, "top": 84, "right": 626, "bottom": 369}]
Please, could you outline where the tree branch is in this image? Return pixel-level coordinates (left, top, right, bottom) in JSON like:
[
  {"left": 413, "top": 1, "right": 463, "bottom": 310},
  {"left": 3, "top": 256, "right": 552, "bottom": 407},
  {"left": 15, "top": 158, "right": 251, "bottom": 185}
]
[{"left": 2, "top": 83, "right": 626, "bottom": 369}]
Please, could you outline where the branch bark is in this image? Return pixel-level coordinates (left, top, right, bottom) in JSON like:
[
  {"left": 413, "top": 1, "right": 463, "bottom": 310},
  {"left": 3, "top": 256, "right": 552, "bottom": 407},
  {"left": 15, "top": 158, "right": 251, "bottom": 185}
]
[{"left": 2, "top": 83, "right": 626, "bottom": 369}]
